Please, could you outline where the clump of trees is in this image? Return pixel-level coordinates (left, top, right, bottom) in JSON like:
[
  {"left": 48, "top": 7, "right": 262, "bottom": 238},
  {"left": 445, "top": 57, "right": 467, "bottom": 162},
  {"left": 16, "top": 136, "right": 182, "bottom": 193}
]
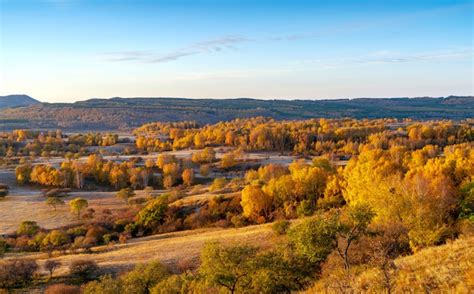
[{"left": 0, "top": 184, "right": 9, "bottom": 199}]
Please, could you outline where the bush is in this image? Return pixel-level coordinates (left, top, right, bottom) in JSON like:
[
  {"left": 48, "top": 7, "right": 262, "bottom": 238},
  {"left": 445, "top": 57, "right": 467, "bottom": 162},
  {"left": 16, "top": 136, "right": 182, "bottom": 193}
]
[
  {"left": 83, "top": 275, "right": 122, "bottom": 294},
  {"left": 296, "top": 200, "right": 314, "bottom": 217},
  {"left": 44, "top": 284, "right": 81, "bottom": 294},
  {"left": 0, "top": 238, "right": 6, "bottom": 258},
  {"left": 17, "top": 220, "right": 40, "bottom": 236},
  {"left": 272, "top": 220, "right": 291, "bottom": 235},
  {"left": 0, "top": 259, "right": 38, "bottom": 289},
  {"left": 121, "top": 261, "right": 171, "bottom": 294},
  {"left": 69, "top": 259, "right": 99, "bottom": 281},
  {"left": 209, "top": 177, "right": 227, "bottom": 192},
  {"left": 0, "top": 184, "right": 9, "bottom": 198}
]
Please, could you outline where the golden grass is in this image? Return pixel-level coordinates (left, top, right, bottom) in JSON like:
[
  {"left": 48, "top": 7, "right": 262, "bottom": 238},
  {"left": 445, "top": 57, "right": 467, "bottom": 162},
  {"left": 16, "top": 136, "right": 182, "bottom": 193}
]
[
  {"left": 394, "top": 236, "right": 474, "bottom": 292},
  {"left": 0, "top": 191, "right": 128, "bottom": 234},
  {"left": 8, "top": 222, "right": 276, "bottom": 277},
  {"left": 303, "top": 236, "right": 474, "bottom": 293}
]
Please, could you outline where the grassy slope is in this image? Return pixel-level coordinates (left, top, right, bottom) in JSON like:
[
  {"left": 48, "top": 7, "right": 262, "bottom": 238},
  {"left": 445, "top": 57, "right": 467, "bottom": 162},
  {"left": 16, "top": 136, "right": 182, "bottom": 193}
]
[
  {"left": 304, "top": 235, "right": 474, "bottom": 293},
  {"left": 8, "top": 222, "right": 276, "bottom": 276},
  {"left": 393, "top": 235, "right": 474, "bottom": 292}
]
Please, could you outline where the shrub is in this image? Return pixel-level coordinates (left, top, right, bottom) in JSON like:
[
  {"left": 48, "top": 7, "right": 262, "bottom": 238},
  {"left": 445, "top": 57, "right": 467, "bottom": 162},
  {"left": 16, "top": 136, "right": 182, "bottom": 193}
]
[
  {"left": 0, "top": 259, "right": 38, "bottom": 289},
  {"left": 83, "top": 275, "right": 122, "bottom": 294},
  {"left": 296, "top": 199, "right": 314, "bottom": 217},
  {"left": 69, "top": 259, "right": 98, "bottom": 281},
  {"left": 272, "top": 220, "right": 291, "bottom": 235},
  {"left": 17, "top": 220, "right": 40, "bottom": 236},
  {"left": 0, "top": 184, "right": 8, "bottom": 198},
  {"left": 0, "top": 238, "right": 6, "bottom": 258},
  {"left": 209, "top": 177, "right": 227, "bottom": 192}
]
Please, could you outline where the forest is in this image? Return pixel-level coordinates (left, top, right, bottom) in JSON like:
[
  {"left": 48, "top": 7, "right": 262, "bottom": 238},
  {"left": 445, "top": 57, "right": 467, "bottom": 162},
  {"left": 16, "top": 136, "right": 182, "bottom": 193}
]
[
  {"left": 0, "top": 117, "right": 472, "bottom": 293},
  {"left": 0, "top": 95, "right": 472, "bottom": 130}
]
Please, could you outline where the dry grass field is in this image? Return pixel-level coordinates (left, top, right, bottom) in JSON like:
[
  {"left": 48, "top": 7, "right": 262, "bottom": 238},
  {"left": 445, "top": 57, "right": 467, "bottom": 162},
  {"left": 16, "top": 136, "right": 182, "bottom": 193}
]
[
  {"left": 7, "top": 222, "right": 277, "bottom": 277},
  {"left": 0, "top": 191, "right": 130, "bottom": 234}
]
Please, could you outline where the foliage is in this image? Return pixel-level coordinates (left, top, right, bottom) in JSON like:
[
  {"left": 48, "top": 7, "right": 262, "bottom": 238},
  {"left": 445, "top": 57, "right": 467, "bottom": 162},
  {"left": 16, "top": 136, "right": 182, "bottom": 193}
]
[
  {"left": 200, "top": 242, "right": 258, "bottom": 293},
  {"left": 17, "top": 220, "right": 40, "bottom": 236},
  {"left": 0, "top": 259, "right": 38, "bottom": 289},
  {"left": 69, "top": 259, "right": 98, "bottom": 282},
  {"left": 121, "top": 261, "right": 170, "bottom": 294},
  {"left": 241, "top": 184, "right": 273, "bottom": 223},
  {"left": 69, "top": 198, "right": 88, "bottom": 219},
  {"left": 288, "top": 213, "right": 341, "bottom": 263},
  {"left": 83, "top": 275, "right": 122, "bottom": 294},
  {"left": 135, "top": 197, "right": 169, "bottom": 232},
  {"left": 272, "top": 220, "right": 291, "bottom": 235}
]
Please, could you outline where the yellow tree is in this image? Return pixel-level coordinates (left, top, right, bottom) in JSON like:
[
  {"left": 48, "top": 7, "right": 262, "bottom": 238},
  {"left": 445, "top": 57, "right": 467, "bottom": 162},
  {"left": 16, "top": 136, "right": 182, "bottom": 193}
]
[
  {"left": 240, "top": 185, "right": 273, "bottom": 223},
  {"left": 70, "top": 198, "right": 88, "bottom": 219},
  {"left": 182, "top": 168, "right": 194, "bottom": 186}
]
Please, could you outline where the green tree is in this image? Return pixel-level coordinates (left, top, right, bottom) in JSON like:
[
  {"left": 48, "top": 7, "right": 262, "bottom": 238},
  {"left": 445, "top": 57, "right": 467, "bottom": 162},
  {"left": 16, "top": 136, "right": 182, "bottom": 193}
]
[
  {"left": 336, "top": 204, "right": 375, "bottom": 270},
  {"left": 17, "top": 221, "right": 40, "bottom": 236},
  {"left": 288, "top": 213, "right": 340, "bottom": 263},
  {"left": 84, "top": 275, "right": 122, "bottom": 294},
  {"left": 121, "top": 261, "right": 170, "bottom": 294},
  {"left": 200, "top": 242, "right": 257, "bottom": 294},
  {"left": 136, "top": 197, "right": 168, "bottom": 232},
  {"left": 70, "top": 198, "right": 88, "bottom": 219}
]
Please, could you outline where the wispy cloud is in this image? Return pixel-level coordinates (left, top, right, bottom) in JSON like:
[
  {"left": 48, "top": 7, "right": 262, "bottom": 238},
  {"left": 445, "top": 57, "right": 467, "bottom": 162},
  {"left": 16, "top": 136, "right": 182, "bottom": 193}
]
[
  {"left": 354, "top": 49, "right": 473, "bottom": 65},
  {"left": 288, "top": 49, "right": 473, "bottom": 71},
  {"left": 102, "top": 35, "right": 252, "bottom": 64}
]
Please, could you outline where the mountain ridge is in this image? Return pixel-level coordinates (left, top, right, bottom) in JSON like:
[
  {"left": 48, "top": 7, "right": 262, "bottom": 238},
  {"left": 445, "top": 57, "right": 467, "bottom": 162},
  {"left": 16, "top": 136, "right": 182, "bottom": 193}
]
[{"left": 0, "top": 95, "right": 472, "bottom": 131}]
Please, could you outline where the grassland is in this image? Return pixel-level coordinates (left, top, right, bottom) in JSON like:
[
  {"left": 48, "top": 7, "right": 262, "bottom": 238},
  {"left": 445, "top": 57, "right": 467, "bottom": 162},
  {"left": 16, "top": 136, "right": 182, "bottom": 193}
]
[{"left": 6, "top": 222, "right": 277, "bottom": 277}]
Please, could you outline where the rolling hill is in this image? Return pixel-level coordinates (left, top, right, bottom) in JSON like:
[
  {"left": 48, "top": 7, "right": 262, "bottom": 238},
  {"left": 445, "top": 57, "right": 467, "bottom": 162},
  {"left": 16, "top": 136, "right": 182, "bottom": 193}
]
[
  {"left": 0, "top": 96, "right": 472, "bottom": 131},
  {"left": 0, "top": 94, "right": 40, "bottom": 109}
]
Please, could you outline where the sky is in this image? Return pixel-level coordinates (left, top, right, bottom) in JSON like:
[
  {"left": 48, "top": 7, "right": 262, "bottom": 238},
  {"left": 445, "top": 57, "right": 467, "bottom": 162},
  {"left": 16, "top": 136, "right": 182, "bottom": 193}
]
[{"left": 0, "top": 0, "right": 472, "bottom": 103}]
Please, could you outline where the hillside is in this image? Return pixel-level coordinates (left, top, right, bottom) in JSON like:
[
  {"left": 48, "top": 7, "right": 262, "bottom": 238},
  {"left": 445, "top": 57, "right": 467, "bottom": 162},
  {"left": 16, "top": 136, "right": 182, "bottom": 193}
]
[
  {"left": 0, "top": 96, "right": 472, "bottom": 131},
  {"left": 7, "top": 223, "right": 276, "bottom": 276},
  {"left": 305, "top": 235, "right": 474, "bottom": 293},
  {"left": 0, "top": 94, "right": 40, "bottom": 109}
]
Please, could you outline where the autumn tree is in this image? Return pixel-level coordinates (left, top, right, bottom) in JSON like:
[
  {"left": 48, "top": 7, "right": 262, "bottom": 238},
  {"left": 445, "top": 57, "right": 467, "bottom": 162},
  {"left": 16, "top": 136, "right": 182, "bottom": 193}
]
[
  {"left": 70, "top": 198, "right": 88, "bottom": 219},
  {"left": 182, "top": 168, "right": 194, "bottom": 186},
  {"left": 46, "top": 197, "right": 65, "bottom": 211},
  {"left": 199, "top": 164, "right": 210, "bottom": 177},
  {"left": 240, "top": 185, "right": 273, "bottom": 223},
  {"left": 220, "top": 153, "right": 237, "bottom": 169}
]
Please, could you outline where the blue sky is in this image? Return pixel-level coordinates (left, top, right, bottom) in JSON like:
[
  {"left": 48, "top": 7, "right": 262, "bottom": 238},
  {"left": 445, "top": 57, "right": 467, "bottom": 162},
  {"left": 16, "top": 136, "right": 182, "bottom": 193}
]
[{"left": 0, "top": 0, "right": 472, "bottom": 102}]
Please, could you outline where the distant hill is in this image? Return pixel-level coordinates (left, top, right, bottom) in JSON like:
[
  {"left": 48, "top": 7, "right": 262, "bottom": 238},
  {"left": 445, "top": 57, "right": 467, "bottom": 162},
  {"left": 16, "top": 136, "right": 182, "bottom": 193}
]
[
  {"left": 0, "top": 94, "right": 40, "bottom": 109},
  {"left": 0, "top": 95, "right": 472, "bottom": 131}
]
